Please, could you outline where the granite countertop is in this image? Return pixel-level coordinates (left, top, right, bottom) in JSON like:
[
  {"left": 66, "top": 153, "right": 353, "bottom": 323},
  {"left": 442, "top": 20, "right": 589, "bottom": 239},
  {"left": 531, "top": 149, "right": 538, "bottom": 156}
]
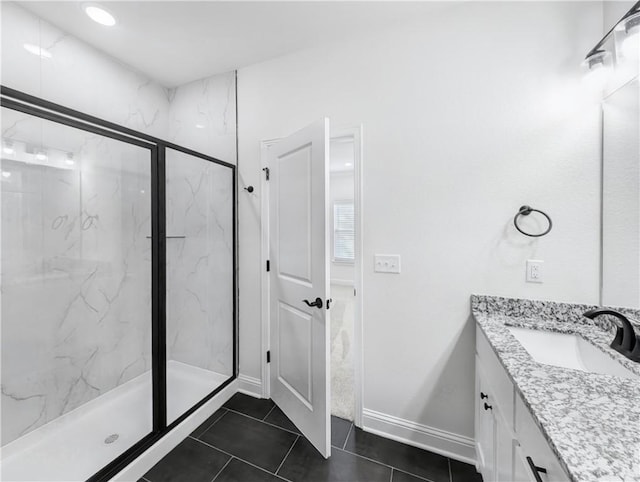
[{"left": 471, "top": 295, "right": 640, "bottom": 482}]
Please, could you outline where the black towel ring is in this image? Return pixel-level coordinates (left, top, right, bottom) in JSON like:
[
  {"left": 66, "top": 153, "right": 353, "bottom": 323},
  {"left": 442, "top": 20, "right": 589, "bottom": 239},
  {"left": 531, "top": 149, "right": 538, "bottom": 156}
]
[{"left": 513, "top": 205, "right": 552, "bottom": 237}]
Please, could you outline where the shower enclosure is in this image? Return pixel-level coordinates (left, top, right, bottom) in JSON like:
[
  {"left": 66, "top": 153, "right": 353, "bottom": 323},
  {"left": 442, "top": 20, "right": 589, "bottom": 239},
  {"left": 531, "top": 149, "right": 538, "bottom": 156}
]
[{"left": 0, "top": 88, "right": 236, "bottom": 482}]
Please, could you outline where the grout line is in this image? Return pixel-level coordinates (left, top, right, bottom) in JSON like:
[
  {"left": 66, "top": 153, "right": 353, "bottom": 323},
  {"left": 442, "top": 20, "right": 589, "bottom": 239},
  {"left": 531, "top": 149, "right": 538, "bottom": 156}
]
[
  {"left": 193, "top": 409, "right": 443, "bottom": 482},
  {"left": 342, "top": 423, "right": 354, "bottom": 450},
  {"left": 333, "top": 446, "right": 436, "bottom": 482},
  {"left": 196, "top": 409, "right": 228, "bottom": 438},
  {"left": 275, "top": 434, "right": 299, "bottom": 475},
  {"left": 448, "top": 458, "right": 453, "bottom": 482},
  {"left": 210, "top": 456, "right": 234, "bottom": 482},
  {"left": 224, "top": 407, "right": 301, "bottom": 436},
  {"left": 188, "top": 436, "right": 294, "bottom": 482},
  {"left": 263, "top": 404, "right": 276, "bottom": 421},
  {"left": 391, "top": 467, "right": 435, "bottom": 482}
]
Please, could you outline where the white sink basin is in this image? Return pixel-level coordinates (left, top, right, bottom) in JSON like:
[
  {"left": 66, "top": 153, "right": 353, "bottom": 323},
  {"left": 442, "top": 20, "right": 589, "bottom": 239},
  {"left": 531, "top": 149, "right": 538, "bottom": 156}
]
[{"left": 507, "top": 326, "right": 638, "bottom": 380}]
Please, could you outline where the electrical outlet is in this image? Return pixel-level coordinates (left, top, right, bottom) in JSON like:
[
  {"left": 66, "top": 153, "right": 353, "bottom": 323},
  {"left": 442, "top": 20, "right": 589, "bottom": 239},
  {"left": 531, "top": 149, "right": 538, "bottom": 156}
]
[
  {"left": 374, "top": 254, "right": 401, "bottom": 273},
  {"left": 526, "top": 260, "right": 544, "bottom": 283}
]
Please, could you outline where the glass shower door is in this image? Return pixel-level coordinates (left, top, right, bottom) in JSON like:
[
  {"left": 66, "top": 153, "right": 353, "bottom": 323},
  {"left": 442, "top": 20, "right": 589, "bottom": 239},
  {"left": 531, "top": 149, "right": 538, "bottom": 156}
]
[
  {"left": 165, "top": 148, "right": 234, "bottom": 424},
  {"left": 0, "top": 106, "right": 154, "bottom": 481}
]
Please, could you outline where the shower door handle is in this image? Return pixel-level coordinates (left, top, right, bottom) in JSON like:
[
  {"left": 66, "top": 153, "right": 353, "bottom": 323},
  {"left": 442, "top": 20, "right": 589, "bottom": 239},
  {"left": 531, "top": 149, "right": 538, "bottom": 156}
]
[{"left": 303, "top": 298, "right": 323, "bottom": 309}]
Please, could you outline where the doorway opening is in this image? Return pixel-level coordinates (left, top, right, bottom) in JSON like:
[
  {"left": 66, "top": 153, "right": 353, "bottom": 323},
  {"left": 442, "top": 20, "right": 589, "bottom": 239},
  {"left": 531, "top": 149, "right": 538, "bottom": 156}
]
[
  {"left": 259, "top": 123, "right": 363, "bottom": 453},
  {"left": 328, "top": 134, "right": 358, "bottom": 423}
]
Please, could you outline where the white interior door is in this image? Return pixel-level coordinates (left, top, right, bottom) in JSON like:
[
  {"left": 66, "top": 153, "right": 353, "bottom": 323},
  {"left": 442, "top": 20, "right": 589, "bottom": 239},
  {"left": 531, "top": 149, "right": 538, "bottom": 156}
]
[{"left": 268, "top": 118, "right": 331, "bottom": 458}]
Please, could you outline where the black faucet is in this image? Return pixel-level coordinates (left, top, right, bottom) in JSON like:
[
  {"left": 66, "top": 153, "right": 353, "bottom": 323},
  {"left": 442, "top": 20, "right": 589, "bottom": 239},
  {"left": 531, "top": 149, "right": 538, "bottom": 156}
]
[{"left": 583, "top": 308, "right": 640, "bottom": 362}]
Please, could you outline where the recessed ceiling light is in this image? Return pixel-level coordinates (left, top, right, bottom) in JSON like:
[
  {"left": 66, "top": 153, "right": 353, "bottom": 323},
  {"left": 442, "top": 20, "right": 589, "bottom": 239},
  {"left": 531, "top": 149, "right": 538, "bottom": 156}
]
[
  {"left": 23, "top": 43, "right": 52, "bottom": 59},
  {"left": 195, "top": 123, "right": 206, "bottom": 129},
  {"left": 35, "top": 151, "right": 48, "bottom": 161},
  {"left": 84, "top": 4, "right": 116, "bottom": 27},
  {"left": 345, "top": 162, "right": 353, "bottom": 167}
]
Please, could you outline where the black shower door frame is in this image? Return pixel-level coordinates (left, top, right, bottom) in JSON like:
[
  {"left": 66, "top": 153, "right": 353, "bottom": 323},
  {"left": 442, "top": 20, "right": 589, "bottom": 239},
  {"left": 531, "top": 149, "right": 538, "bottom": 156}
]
[{"left": 0, "top": 86, "right": 238, "bottom": 482}]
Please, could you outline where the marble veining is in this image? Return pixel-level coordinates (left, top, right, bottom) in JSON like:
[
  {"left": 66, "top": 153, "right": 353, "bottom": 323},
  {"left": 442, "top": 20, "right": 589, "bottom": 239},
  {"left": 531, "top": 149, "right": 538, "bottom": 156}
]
[
  {"left": 472, "top": 295, "right": 640, "bottom": 482},
  {"left": 167, "top": 72, "right": 237, "bottom": 162},
  {"left": 1, "top": 108, "right": 152, "bottom": 445},
  {"left": 165, "top": 148, "right": 234, "bottom": 384},
  {"left": 1, "top": 0, "right": 238, "bottom": 448}
]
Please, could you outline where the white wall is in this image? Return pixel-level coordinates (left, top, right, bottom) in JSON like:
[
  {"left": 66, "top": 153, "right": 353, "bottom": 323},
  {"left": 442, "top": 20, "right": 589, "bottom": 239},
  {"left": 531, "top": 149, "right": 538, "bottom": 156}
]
[
  {"left": 330, "top": 170, "right": 355, "bottom": 285},
  {"left": 237, "top": 1, "right": 602, "bottom": 458}
]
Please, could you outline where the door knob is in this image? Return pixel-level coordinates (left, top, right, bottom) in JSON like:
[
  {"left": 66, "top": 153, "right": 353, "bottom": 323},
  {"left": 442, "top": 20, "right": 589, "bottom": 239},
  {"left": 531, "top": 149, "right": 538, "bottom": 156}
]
[{"left": 303, "top": 298, "right": 323, "bottom": 309}]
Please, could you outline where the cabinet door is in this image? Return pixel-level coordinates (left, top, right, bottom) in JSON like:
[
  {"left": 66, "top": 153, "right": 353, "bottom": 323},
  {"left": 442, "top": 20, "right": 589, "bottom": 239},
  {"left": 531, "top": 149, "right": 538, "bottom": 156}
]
[
  {"left": 513, "top": 444, "right": 537, "bottom": 482},
  {"left": 494, "top": 403, "right": 514, "bottom": 482},
  {"left": 515, "top": 395, "right": 569, "bottom": 481},
  {"left": 475, "top": 356, "right": 496, "bottom": 482}
]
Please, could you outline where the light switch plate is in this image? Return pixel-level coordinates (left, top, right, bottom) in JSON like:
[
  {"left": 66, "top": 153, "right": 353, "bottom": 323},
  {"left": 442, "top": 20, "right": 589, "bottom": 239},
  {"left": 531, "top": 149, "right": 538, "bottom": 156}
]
[
  {"left": 526, "top": 259, "right": 544, "bottom": 283},
  {"left": 375, "top": 254, "right": 401, "bottom": 273}
]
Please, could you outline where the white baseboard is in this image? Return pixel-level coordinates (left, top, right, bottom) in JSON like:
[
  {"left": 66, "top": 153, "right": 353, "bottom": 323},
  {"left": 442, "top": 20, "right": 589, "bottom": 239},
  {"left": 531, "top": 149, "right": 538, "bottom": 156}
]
[
  {"left": 237, "top": 374, "right": 263, "bottom": 398},
  {"left": 330, "top": 278, "right": 354, "bottom": 287},
  {"left": 362, "top": 408, "right": 476, "bottom": 465},
  {"left": 112, "top": 380, "right": 237, "bottom": 481}
]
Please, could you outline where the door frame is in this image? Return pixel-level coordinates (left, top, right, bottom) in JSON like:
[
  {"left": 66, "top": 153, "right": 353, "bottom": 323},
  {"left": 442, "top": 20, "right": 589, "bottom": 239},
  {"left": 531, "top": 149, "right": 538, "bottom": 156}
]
[{"left": 260, "top": 125, "right": 364, "bottom": 428}]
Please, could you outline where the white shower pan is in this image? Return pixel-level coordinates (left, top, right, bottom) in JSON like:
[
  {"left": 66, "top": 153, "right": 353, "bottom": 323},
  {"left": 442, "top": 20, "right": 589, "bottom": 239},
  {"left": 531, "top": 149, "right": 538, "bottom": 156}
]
[{"left": 0, "top": 361, "right": 228, "bottom": 482}]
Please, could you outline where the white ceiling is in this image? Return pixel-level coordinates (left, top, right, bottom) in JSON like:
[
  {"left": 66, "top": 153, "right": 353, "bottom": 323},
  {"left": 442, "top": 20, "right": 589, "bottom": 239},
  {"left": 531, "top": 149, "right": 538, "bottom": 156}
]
[{"left": 19, "top": 1, "right": 449, "bottom": 87}]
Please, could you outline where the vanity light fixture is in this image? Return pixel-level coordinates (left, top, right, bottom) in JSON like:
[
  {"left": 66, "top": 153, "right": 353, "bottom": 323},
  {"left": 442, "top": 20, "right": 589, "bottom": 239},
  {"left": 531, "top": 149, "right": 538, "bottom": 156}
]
[
  {"left": 3, "top": 141, "right": 15, "bottom": 155},
  {"left": 35, "top": 151, "right": 48, "bottom": 162},
  {"left": 581, "top": 50, "right": 612, "bottom": 89},
  {"left": 84, "top": 4, "right": 117, "bottom": 27},
  {"left": 23, "top": 43, "right": 52, "bottom": 59},
  {"left": 617, "top": 11, "right": 640, "bottom": 60}
]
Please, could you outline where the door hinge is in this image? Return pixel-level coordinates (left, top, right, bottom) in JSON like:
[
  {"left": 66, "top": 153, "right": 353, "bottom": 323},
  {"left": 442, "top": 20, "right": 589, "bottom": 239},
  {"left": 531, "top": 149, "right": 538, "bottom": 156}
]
[
  {"left": 262, "top": 167, "right": 270, "bottom": 180},
  {"left": 267, "top": 351, "right": 271, "bottom": 363},
  {"left": 266, "top": 260, "right": 270, "bottom": 272}
]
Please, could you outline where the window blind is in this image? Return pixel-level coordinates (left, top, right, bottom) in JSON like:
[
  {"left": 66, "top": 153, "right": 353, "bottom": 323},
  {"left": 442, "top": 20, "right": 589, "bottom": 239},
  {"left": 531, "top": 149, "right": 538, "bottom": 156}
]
[{"left": 333, "top": 201, "right": 355, "bottom": 262}]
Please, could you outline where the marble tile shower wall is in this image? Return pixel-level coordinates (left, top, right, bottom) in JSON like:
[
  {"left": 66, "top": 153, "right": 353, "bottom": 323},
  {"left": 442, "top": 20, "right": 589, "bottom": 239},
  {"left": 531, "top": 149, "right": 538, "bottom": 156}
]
[
  {"left": 1, "top": 3, "right": 237, "bottom": 446},
  {"left": 1, "top": 108, "right": 153, "bottom": 445},
  {"left": 167, "top": 73, "right": 237, "bottom": 162},
  {"left": 0, "top": 2, "right": 169, "bottom": 139},
  {"left": 166, "top": 149, "right": 234, "bottom": 376}
]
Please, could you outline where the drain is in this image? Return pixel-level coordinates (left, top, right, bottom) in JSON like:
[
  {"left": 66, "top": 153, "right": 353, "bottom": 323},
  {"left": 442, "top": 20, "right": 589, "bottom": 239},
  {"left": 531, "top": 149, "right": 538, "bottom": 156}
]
[{"left": 104, "top": 433, "right": 119, "bottom": 444}]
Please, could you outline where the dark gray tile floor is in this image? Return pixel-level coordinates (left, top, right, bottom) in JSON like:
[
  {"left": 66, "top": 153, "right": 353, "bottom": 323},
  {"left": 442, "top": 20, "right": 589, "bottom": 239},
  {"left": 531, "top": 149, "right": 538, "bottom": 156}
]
[{"left": 141, "top": 393, "right": 483, "bottom": 482}]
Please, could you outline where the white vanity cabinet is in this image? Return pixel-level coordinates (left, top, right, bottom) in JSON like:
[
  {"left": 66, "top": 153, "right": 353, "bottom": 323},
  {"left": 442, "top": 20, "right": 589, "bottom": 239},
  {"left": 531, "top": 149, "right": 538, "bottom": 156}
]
[{"left": 475, "top": 327, "right": 569, "bottom": 482}]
